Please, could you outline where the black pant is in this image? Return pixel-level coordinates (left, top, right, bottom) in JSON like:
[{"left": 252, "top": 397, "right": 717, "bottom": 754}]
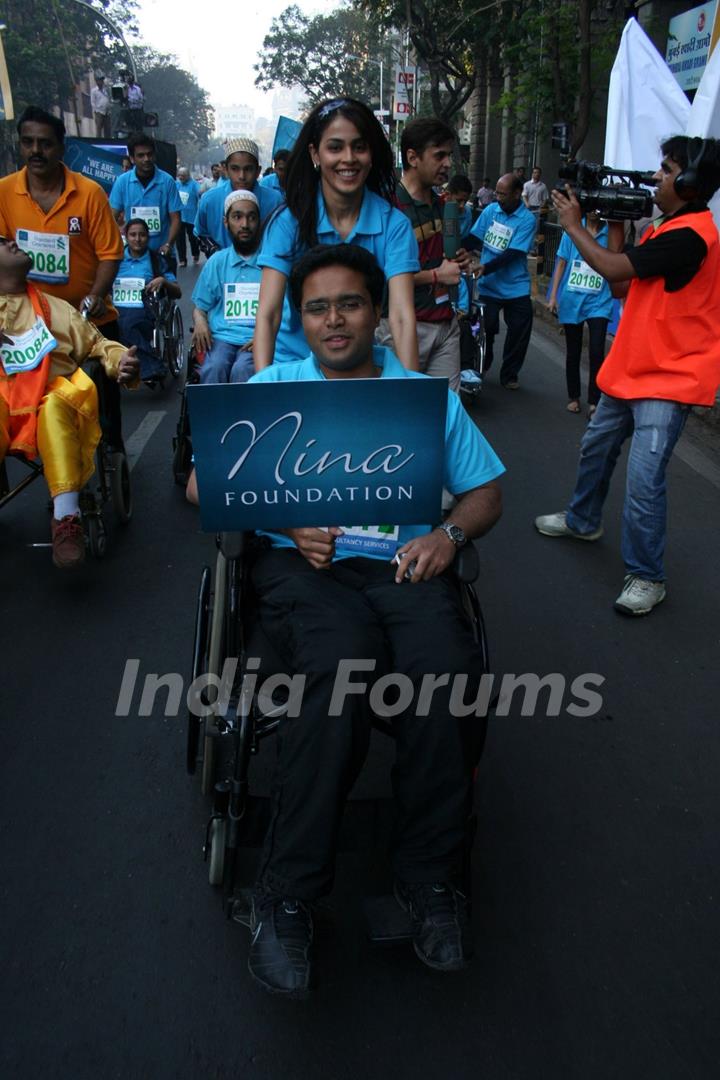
[
  {"left": 477, "top": 294, "right": 533, "bottom": 383},
  {"left": 176, "top": 221, "right": 199, "bottom": 264},
  {"left": 563, "top": 318, "right": 608, "bottom": 405},
  {"left": 250, "top": 549, "right": 488, "bottom": 900}
]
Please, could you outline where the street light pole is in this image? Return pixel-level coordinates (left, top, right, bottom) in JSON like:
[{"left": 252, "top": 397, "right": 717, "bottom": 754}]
[{"left": 69, "top": 0, "right": 137, "bottom": 81}]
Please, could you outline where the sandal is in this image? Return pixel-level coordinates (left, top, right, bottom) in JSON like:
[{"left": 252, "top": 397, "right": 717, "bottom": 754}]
[
  {"left": 587, "top": 404, "right": 597, "bottom": 419},
  {"left": 566, "top": 400, "right": 581, "bottom": 413}
]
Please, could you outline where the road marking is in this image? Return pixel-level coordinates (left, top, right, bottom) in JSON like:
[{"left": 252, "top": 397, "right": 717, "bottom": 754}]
[
  {"left": 531, "top": 330, "right": 720, "bottom": 491},
  {"left": 125, "top": 411, "right": 166, "bottom": 473}
]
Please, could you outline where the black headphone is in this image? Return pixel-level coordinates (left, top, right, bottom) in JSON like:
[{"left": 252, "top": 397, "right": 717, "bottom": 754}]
[{"left": 674, "top": 138, "right": 711, "bottom": 201}]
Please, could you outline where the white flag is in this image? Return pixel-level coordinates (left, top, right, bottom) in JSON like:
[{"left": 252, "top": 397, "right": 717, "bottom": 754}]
[
  {"left": 604, "top": 19, "right": 691, "bottom": 171},
  {"left": 687, "top": 41, "right": 720, "bottom": 226}
]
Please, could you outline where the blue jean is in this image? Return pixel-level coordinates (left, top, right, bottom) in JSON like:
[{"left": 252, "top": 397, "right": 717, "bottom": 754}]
[
  {"left": 566, "top": 394, "right": 690, "bottom": 581},
  {"left": 198, "top": 339, "right": 255, "bottom": 384},
  {"left": 118, "top": 306, "right": 164, "bottom": 379}
]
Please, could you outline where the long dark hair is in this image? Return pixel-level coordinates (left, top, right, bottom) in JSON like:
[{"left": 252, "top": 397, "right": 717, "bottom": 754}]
[{"left": 283, "top": 97, "right": 396, "bottom": 252}]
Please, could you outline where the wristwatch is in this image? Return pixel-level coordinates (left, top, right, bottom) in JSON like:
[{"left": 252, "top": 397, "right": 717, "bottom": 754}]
[{"left": 437, "top": 522, "right": 466, "bottom": 547}]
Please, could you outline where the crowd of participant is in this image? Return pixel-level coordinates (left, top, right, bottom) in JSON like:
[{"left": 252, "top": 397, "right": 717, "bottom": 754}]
[{"left": 2, "top": 88, "right": 720, "bottom": 1001}]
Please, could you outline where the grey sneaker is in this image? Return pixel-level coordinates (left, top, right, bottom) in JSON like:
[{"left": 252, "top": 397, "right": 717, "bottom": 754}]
[
  {"left": 614, "top": 575, "right": 666, "bottom": 616},
  {"left": 534, "top": 511, "right": 603, "bottom": 541}
]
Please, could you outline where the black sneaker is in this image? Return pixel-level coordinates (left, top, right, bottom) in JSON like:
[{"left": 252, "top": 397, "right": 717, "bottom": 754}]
[
  {"left": 248, "top": 894, "right": 313, "bottom": 997},
  {"left": 394, "top": 881, "right": 472, "bottom": 971}
]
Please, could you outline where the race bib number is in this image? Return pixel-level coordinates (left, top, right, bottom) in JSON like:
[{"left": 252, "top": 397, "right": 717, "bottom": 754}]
[
  {"left": 224, "top": 282, "right": 260, "bottom": 325},
  {"left": 567, "top": 260, "right": 603, "bottom": 294},
  {"left": 178, "top": 190, "right": 190, "bottom": 206},
  {"left": 131, "top": 205, "right": 161, "bottom": 234},
  {"left": 112, "top": 277, "right": 145, "bottom": 308},
  {"left": 334, "top": 524, "right": 400, "bottom": 557},
  {"left": 483, "top": 220, "right": 514, "bottom": 252},
  {"left": 16, "top": 229, "right": 70, "bottom": 284},
  {"left": 0, "top": 316, "right": 57, "bottom": 375}
]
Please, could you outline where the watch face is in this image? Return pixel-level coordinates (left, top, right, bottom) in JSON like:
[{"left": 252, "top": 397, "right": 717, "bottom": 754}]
[{"left": 444, "top": 523, "right": 465, "bottom": 545}]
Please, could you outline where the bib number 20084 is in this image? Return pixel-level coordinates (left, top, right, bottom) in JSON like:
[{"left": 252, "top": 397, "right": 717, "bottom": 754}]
[{"left": 16, "top": 229, "right": 70, "bottom": 284}]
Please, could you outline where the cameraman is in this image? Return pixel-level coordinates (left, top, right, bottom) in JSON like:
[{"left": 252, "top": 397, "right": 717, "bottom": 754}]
[{"left": 535, "top": 136, "right": 720, "bottom": 616}]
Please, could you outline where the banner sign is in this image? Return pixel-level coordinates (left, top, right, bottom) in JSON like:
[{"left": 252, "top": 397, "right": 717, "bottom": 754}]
[
  {"left": 60, "top": 138, "right": 177, "bottom": 193},
  {"left": 393, "top": 69, "right": 414, "bottom": 120},
  {"left": 666, "top": 3, "right": 719, "bottom": 91},
  {"left": 271, "top": 116, "right": 302, "bottom": 159},
  {"left": 63, "top": 138, "right": 125, "bottom": 193},
  {"left": 187, "top": 378, "right": 447, "bottom": 532}
]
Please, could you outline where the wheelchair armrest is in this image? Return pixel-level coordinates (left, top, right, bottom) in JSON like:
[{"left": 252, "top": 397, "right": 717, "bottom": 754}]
[
  {"left": 218, "top": 531, "right": 247, "bottom": 560},
  {"left": 453, "top": 543, "right": 479, "bottom": 584}
]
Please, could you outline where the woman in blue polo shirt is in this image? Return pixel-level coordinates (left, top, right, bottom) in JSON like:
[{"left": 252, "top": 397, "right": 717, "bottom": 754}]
[
  {"left": 547, "top": 211, "right": 613, "bottom": 416},
  {"left": 114, "top": 217, "right": 181, "bottom": 382},
  {"left": 254, "top": 97, "right": 419, "bottom": 369}
]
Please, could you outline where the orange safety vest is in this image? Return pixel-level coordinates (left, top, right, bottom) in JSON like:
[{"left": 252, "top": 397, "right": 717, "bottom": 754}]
[
  {"left": 597, "top": 209, "right": 720, "bottom": 406},
  {"left": 0, "top": 284, "right": 55, "bottom": 458}
]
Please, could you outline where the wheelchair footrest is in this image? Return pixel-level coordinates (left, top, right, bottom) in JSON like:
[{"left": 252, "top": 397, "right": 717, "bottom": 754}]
[
  {"left": 230, "top": 887, "right": 253, "bottom": 928},
  {"left": 363, "top": 894, "right": 413, "bottom": 945}
]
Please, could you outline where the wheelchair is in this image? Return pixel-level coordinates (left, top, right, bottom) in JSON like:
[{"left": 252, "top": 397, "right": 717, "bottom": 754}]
[
  {"left": 186, "top": 531, "right": 491, "bottom": 943},
  {"left": 171, "top": 342, "right": 204, "bottom": 486},
  {"left": 0, "top": 362, "right": 132, "bottom": 558},
  {"left": 142, "top": 287, "right": 186, "bottom": 386},
  {"left": 458, "top": 274, "right": 486, "bottom": 402}
]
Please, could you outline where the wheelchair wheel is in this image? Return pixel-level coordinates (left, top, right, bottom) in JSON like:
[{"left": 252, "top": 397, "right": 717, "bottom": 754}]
[
  {"left": 110, "top": 451, "right": 132, "bottom": 524},
  {"left": 172, "top": 435, "right": 192, "bottom": 487},
  {"left": 187, "top": 566, "right": 212, "bottom": 775},
  {"left": 208, "top": 818, "right": 227, "bottom": 886},
  {"left": 200, "top": 550, "right": 228, "bottom": 795},
  {"left": 86, "top": 514, "right": 107, "bottom": 559},
  {"left": 165, "top": 308, "right": 185, "bottom": 379}
]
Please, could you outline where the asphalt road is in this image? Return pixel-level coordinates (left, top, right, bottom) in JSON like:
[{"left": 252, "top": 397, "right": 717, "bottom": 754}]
[{"left": 2, "top": 265, "right": 719, "bottom": 1079}]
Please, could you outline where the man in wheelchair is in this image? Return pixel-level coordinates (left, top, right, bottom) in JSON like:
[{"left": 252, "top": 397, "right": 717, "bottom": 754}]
[
  {"left": 243, "top": 245, "right": 504, "bottom": 995},
  {"left": 0, "top": 236, "right": 138, "bottom": 567},
  {"left": 191, "top": 190, "right": 261, "bottom": 385},
  {"left": 114, "top": 217, "right": 181, "bottom": 385}
]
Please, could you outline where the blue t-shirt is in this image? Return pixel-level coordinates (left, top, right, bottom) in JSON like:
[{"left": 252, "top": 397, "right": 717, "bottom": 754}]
[
  {"left": 556, "top": 225, "right": 613, "bottom": 323},
  {"left": 113, "top": 249, "right": 176, "bottom": 308},
  {"left": 249, "top": 346, "right": 505, "bottom": 560},
  {"left": 260, "top": 173, "right": 283, "bottom": 193},
  {"left": 471, "top": 201, "right": 537, "bottom": 299},
  {"left": 257, "top": 188, "right": 420, "bottom": 362},
  {"left": 191, "top": 246, "right": 261, "bottom": 347},
  {"left": 176, "top": 178, "right": 200, "bottom": 225},
  {"left": 109, "top": 166, "right": 183, "bottom": 251},
  {"left": 459, "top": 203, "right": 473, "bottom": 241},
  {"left": 194, "top": 182, "right": 283, "bottom": 248}
]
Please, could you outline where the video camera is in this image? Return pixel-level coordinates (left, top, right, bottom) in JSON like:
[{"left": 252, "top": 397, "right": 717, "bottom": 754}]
[{"left": 557, "top": 161, "right": 656, "bottom": 221}]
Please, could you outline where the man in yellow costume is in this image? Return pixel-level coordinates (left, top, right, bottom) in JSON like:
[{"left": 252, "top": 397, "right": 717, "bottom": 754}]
[{"left": 0, "top": 235, "right": 138, "bottom": 568}]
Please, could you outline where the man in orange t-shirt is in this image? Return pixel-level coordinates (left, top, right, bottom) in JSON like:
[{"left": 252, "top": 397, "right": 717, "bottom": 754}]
[
  {"left": 535, "top": 136, "right": 720, "bottom": 616},
  {"left": 0, "top": 106, "right": 126, "bottom": 446}
]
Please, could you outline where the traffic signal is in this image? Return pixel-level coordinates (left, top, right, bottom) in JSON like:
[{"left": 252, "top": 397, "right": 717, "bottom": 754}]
[{"left": 552, "top": 123, "right": 570, "bottom": 152}]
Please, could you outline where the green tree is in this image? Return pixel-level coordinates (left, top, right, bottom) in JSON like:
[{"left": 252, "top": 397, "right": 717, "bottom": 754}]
[
  {"left": 255, "top": 4, "right": 397, "bottom": 110},
  {"left": 357, "top": 0, "right": 481, "bottom": 122},
  {"left": 133, "top": 46, "right": 213, "bottom": 157},
  {"left": 0, "top": 0, "right": 139, "bottom": 116},
  {"left": 493, "top": 0, "right": 625, "bottom": 157}
]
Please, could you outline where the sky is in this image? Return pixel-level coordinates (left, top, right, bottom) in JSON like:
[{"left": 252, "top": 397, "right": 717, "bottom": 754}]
[{"left": 136, "top": 0, "right": 339, "bottom": 116}]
